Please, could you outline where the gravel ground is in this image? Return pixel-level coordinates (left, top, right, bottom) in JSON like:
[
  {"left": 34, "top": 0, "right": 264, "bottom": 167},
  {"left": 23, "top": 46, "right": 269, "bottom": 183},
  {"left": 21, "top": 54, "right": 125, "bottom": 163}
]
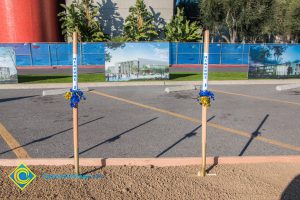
[{"left": 0, "top": 163, "right": 299, "bottom": 200}]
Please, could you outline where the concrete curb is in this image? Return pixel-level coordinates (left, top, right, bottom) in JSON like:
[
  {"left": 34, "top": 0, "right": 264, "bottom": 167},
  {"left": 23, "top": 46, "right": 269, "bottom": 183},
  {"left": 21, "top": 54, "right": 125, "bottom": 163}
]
[
  {"left": 1, "top": 79, "right": 300, "bottom": 90},
  {"left": 1, "top": 156, "right": 300, "bottom": 167},
  {"left": 42, "top": 87, "right": 90, "bottom": 96},
  {"left": 276, "top": 83, "right": 300, "bottom": 91},
  {"left": 165, "top": 85, "right": 196, "bottom": 93}
]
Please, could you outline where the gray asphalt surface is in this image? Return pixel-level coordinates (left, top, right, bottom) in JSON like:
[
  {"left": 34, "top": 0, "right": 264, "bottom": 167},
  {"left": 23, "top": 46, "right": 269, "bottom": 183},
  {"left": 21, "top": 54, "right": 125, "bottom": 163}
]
[{"left": 0, "top": 84, "right": 299, "bottom": 158}]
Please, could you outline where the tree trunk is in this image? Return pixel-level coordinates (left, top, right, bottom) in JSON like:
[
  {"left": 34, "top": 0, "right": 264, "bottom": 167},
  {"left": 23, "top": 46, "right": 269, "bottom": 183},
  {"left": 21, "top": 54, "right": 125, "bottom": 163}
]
[
  {"left": 222, "top": 35, "right": 230, "bottom": 43},
  {"left": 242, "top": 36, "right": 245, "bottom": 44},
  {"left": 230, "top": 29, "right": 237, "bottom": 43},
  {"left": 286, "top": 34, "right": 291, "bottom": 43},
  {"left": 268, "top": 34, "right": 271, "bottom": 43}
]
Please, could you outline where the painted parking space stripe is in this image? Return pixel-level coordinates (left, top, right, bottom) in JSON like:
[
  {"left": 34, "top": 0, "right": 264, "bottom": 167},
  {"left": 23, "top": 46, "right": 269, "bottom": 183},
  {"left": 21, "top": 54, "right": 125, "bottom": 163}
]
[
  {"left": 0, "top": 122, "right": 30, "bottom": 158},
  {"left": 91, "top": 90, "right": 199, "bottom": 123},
  {"left": 91, "top": 90, "right": 300, "bottom": 153},
  {"left": 207, "top": 122, "right": 300, "bottom": 152},
  {"left": 212, "top": 89, "right": 300, "bottom": 107}
]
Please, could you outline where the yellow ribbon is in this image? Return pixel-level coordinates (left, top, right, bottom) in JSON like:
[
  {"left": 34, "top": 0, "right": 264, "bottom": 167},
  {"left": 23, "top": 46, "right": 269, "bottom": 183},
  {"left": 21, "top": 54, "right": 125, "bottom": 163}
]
[
  {"left": 64, "top": 92, "right": 72, "bottom": 100},
  {"left": 199, "top": 96, "right": 211, "bottom": 107}
]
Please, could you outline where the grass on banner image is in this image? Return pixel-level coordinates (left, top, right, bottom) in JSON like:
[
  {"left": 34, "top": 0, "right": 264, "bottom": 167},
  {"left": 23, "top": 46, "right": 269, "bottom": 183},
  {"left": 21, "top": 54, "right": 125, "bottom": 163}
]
[{"left": 17, "top": 72, "right": 247, "bottom": 83}]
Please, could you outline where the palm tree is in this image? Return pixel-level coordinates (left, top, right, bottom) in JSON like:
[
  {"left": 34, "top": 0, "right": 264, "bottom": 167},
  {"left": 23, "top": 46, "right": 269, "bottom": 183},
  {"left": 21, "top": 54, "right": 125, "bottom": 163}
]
[
  {"left": 58, "top": 0, "right": 107, "bottom": 42},
  {"left": 165, "top": 7, "right": 202, "bottom": 42}
]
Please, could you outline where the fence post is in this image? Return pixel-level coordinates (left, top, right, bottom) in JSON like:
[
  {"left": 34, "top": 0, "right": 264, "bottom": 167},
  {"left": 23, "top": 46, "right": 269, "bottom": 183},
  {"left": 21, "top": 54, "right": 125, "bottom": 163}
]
[
  {"left": 176, "top": 42, "right": 178, "bottom": 64},
  {"left": 48, "top": 44, "right": 52, "bottom": 66},
  {"left": 29, "top": 44, "right": 33, "bottom": 66}
]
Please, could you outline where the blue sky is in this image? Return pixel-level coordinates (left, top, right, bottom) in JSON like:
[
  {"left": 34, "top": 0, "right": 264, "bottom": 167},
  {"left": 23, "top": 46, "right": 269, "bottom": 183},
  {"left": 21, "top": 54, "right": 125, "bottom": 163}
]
[
  {"left": 105, "top": 43, "right": 169, "bottom": 67},
  {"left": 281, "top": 46, "right": 300, "bottom": 63}
]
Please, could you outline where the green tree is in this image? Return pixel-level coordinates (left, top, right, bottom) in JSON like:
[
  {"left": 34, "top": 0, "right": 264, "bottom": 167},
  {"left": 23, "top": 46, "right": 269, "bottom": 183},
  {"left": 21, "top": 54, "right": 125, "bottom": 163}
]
[
  {"left": 286, "top": 0, "right": 300, "bottom": 42},
  {"left": 200, "top": 0, "right": 276, "bottom": 43},
  {"left": 271, "top": 46, "right": 287, "bottom": 64},
  {"left": 176, "top": 0, "right": 201, "bottom": 22},
  {"left": 123, "top": 0, "right": 159, "bottom": 41},
  {"left": 264, "top": 0, "right": 290, "bottom": 43},
  {"left": 240, "top": 0, "right": 274, "bottom": 43},
  {"left": 261, "top": 0, "right": 300, "bottom": 43},
  {"left": 200, "top": 0, "right": 244, "bottom": 43},
  {"left": 165, "top": 7, "right": 202, "bottom": 42},
  {"left": 200, "top": 0, "right": 225, "bottom": 42},
  {"left": 222, "top": 0, "right": 245, "bottom": 43},
  {"left": 58, "top": 0, "right": 107, "bottom": 42}
]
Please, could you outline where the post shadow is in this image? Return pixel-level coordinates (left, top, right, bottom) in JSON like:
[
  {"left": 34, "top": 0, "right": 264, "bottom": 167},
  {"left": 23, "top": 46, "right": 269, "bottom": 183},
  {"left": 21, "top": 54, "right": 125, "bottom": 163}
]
[
  {"left": 156, "top": 116, "right": 215, "bottom": 158},
  {"left": 239, "top": 114, "right": 269, "bottom": 156},
  {"left": 0, "top": 116, "right": 105, "bottom": 156},
  {"left": 81, "top": 158, "right": 107, "bottom": 175},
  {"left": 281, "top": 175, "right": 300, "bottom": 200},
  {"left": 206, "top": 156, "right": 219, "bottom": 173},
  {"left": 74, "top": 117, "right": 158, "bottom": 157},
  {"left": 0, "top": 95, "right": 38, "bottom": 103}
]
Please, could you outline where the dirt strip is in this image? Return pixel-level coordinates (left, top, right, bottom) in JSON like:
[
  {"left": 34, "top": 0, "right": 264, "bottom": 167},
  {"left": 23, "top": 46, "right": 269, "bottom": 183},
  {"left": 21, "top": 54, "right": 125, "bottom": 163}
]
[{"left": 0, "top": 163, "right": 299, "bottom": 200}]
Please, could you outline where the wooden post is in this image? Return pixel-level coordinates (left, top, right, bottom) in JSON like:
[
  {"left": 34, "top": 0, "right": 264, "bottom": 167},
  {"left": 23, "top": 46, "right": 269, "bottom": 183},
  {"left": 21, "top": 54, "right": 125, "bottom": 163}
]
[
  {"left": 199, "top": 30, "right": 210, "bottom": 177},
  {"left": 72, "top": 32, "right": 79, "bottom": 174},
  {"left": 200, "top": 105, "right": 207, "bottom": 177}
]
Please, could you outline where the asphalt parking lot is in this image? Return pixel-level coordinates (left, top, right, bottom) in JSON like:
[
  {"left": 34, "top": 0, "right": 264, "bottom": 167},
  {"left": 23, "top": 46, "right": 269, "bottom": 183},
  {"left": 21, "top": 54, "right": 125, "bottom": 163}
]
[{"left": 0, "top": 84, "right": 299, "bottom": 159}]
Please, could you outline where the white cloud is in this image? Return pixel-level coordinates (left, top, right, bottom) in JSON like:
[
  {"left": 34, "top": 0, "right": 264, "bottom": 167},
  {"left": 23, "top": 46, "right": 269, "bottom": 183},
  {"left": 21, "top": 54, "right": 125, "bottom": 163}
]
[{"left": 153, "top": 48, "right": 169, "bottom": 60}]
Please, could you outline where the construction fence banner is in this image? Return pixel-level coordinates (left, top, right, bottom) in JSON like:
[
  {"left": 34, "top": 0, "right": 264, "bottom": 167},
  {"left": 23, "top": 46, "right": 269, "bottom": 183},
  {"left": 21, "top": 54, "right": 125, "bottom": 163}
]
[
  {"left": 0, "top": 47, "right": 17, "bottom": 83},
  {"left": 0, "top": 42, "right": 249, "bottom": 67},
  {"left": 249, "top": 44, "right": 300, "bottom": 79},
  {"left": 105, "top": 42, "right": 169, "bottom": 81}
]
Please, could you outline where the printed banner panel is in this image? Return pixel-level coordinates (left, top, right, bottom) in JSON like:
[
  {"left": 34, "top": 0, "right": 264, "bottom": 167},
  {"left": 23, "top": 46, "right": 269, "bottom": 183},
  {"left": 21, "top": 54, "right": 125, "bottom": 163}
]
[
  {"left": 249, "top": 45, "right": 300, "bottom": 79},
  {"left": 0, "top": 47, "right": 17, "bottom": 83},
  {"left": 105, "top": 43, "right": 169, "bottom": 81}
]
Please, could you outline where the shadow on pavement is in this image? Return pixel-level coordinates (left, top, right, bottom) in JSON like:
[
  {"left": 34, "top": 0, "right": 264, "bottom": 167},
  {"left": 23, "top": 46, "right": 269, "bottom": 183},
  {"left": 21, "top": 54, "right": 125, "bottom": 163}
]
[
  {"left": 239, "top": 114, "right": 269, "bottom": 156},
  {"left": 281, "top": 175, "right": 300, "bottom": 200},
  {"left": 0, "top": 117, "right": 104, "bottom": 156},
  {"left": 0, "top": 95, "right": 38, "bottom": 103},
  {"left": 156, "top": 116, "right": 215, "bottom": 158},
  {"left": 74, "top": 117, "right": 158, "bottom": 157}
]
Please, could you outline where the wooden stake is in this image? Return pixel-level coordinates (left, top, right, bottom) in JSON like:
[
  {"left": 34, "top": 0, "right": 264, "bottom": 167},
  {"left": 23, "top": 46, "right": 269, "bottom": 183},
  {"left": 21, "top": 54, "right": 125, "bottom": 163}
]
[
  {"left": 73, "top": 105, "right": 79, "bottom": 174},
  {"left": 200, "top": 105, "right": 207, "bottom": 177},
  {"left": 72, "top": 32, "right": 79, "bottom": 174},
  {"left": 199, "top": 30, "right": 210, "bottom": 177}
]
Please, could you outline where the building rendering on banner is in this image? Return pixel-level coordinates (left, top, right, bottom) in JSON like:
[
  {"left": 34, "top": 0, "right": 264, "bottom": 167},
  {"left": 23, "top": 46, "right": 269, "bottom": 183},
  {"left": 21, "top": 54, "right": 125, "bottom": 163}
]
[
  {"left": 0, "top": 47, "right": 17, "bottom": 83},
  {"left": 106, "top": 58, "right": 169, "bottom": 81},
  {"left": 249, "top": 63, "right": 300, "bottom": 78}
]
